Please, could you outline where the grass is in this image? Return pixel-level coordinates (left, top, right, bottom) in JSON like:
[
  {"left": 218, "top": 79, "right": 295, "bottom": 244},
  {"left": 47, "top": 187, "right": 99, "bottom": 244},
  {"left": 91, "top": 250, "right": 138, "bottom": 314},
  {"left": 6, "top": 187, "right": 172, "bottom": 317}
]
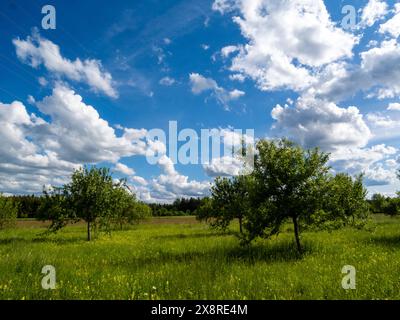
[{"left": 1, "top": 215, "right": 400, "bottom": 300}]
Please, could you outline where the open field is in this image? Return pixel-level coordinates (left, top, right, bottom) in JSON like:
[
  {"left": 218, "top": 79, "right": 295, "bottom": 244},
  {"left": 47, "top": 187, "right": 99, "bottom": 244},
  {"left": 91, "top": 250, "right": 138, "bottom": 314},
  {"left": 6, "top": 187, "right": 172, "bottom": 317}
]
[{"left": 1, "top": 215, "right": 400, "bottom": 300}]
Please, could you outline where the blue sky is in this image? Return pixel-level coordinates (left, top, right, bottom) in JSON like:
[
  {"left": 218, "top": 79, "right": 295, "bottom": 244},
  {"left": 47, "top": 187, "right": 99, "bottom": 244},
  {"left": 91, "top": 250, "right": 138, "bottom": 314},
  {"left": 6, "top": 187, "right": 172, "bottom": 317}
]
[{"left": 1, "top": 0, "right": 400, "bottom": 202}]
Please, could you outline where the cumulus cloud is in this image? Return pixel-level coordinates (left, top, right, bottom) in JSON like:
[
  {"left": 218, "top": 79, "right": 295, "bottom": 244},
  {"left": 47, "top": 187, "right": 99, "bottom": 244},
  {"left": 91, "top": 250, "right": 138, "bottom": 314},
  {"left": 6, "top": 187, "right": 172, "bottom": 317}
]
[
  {"left": 213, "top": 0, "right": 357, "bottom": 92},
  {"left": 330, "top": 144, "right": 398, "bottom": 186},
  {"left": 365, "top": 110, "right": 400, "bottom": 141},
  {"left": 141, "top": 155, "right": 210, "bottom": 202},
  {"left": 189, "top": 73, "right": 245, "bottom": 109},
  {"left": 13, "top": 32, "right": 118, "bottom": 98},
  {"left": 0, "top": 85, "right": 152, "bottom": 194},
  {"left": 203, "top": 156, "right": 246, "bottom": 177},
  {"left": 317, "top": 40, "right": 400, "bottom": 101},
  {"left": 379, "top": 3, "right": 400, "bottom": 38},
  {"left": 159, "top": 76, "right": 176, "bottom": 86},
  {"left": 35, "top": 85, "right": 146, "bottom": 163},
  {"left": 387, "top": 102, "right": 400, "bottom": 111},
  {"left": 0, "top": 100, "right": 78, "bottom": 193},
  {"left": 271, "top": 95, "right": 371, "bottom": 151},
  {"left": 0, "top": 87, "right": 212, "bottom": 202},
  {"left": 114, "top": 163, "right": 135, "bottom": 176},
  {"left": 360, "top": 0, "right": 388, "bottom": 27}
]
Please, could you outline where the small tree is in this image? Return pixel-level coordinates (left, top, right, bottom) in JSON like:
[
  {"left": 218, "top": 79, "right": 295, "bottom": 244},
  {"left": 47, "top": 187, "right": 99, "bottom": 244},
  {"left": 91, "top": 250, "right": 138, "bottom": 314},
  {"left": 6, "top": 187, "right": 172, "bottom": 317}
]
[
  {"left": 41, "top": 166, "right": 146, "bottom": 241},
  {"left": 67, "top": 166, "right": 116, "bottom": 241},
  {"left": 0, "top": 194, "right": 17, "bottom": 229},
  {"left": 382, "top": 197, "right": 400, "bottom": 217},
  {"left": 38, "top": 186, "right": 71, "bottom": 232},
  {"left": 315, "top": 173, "right": 369, "bottom": 228},
  {"left": 196, "top": 175, "right": 252, "bottom": 233},
  {"left": 244, "top": 139, "right": 368, "bottom": 253},
  {"left": 111, "top": 182, "right": 151, "bottom": 229},
  {"left": 370, "top": 193, "right": 388, "bottom": 214}
]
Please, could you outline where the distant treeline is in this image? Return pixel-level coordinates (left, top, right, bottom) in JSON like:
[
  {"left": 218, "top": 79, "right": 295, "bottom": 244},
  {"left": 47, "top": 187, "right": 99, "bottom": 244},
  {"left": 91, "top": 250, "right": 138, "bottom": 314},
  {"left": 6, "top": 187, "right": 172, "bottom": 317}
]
[
  {"left": 9, "top": 195, "right": 203, "bottom": 218},
  {"left": 9, "top": 195, "right": 42, "bottom": 219},
  {"left": 368, "top": 193, "right": 400, "bottom": 216},
  {"left": 148, "top": 197, "right": 203, "bottom": 216}
]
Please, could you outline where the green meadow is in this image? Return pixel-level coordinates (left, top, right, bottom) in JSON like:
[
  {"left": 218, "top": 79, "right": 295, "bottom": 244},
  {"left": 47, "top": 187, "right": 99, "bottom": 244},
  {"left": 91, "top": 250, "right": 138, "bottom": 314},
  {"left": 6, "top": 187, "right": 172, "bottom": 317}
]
[{"left": 1, "top": 215, "right": 400, "bottom": 300}]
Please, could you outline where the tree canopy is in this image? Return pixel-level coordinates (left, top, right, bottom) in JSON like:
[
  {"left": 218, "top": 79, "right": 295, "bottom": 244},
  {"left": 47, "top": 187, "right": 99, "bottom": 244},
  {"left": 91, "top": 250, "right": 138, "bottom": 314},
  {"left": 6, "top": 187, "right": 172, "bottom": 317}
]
[
  {"left": 40, "top": 166, "right": 150, "bottom": 240},
  {"left": 198, "top": 139, "right": 369, "bottom": 253}
]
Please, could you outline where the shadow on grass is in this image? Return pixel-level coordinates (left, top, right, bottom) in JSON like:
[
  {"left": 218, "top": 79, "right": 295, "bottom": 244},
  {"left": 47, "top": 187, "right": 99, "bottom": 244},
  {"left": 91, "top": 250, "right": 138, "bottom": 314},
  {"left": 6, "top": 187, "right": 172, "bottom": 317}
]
[
  {"left": 0, "top": 236, "right": 86, "bottom": 245},
  {"left": 152, "top": 231, "right": 236, "bottom": 241},
  {"left": 109, "top": 240, "right": 312, "bottom": 269},
  {"left": 224, "top": 241, "right": 312, "bottom": 263},
  {"left": 367, "top": 235, "right": 400, "bottom": 248}
]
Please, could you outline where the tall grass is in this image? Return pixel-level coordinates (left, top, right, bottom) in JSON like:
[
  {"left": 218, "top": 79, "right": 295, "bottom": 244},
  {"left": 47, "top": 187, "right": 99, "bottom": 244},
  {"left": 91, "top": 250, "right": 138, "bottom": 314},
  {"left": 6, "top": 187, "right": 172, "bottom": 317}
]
[{"left": 0, "top": 215, "right": 400, "bottom": 299}]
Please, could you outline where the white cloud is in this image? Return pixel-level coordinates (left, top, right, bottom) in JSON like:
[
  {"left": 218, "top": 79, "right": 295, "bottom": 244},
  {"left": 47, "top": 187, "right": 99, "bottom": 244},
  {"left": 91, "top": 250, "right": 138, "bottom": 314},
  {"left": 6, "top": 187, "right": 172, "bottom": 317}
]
[
  {"left": 317, "top": 40, "right": 400, "bottom": 101},
  {"left": 114, "top": 163, "right": 135, "bottom": 176},
  {"left": 365, "top": 110, "right": 400, "bottom": 141},
  {"left": 330, "top": 144, "right": 398, "bottom": 186},
  {"left": 0, "top": 85, "right": 160, "bottom": 194},
  {"left": 143, "top": 155, "right": 210, "bottom": 202},
  {"left": 13, "top": 32, "right": 117, "bottom": 98},
  {"left": 38, "top": 77, "right": 48, "bottom": 87},
  {"left": 271, "top": 95, "right": 371, "bottom": 151},
  {"left": 189, "top": 73, "right": 245, "bottom": 109},
  {"left": 203, "top": 156, "right": 246, "bottom": 177},
  {"left": 189, "top": 73, "right": 218, "bottom": 94},
  {"left": 0, "top": 88, "right": 210, "bottom": 201},
  {"left": 379, "top": 3, "right": 400, "bottom": 38},
  {"left": 159, "top": 76, "right": 176, "bottom": 86},
  {"left": 387, "top": 102, "right": 400, "bottom": 111},
  {"left": 221, "top": 45, "right": 239, "bottom": 58},
  {"left": 35, "top": 85, "right": 146, "bottom": 163},
  {"left": 360, "top": 0, "right": 388, "bottom": 27},
  {"left": 214, "top": 0, "right": 357, "bottom": 92},
  {"left": 131, "top": 175, "right": 148, "bottom": 186},
  {"left": 228, "top": 89, "right": 245, "bottom": 99}
]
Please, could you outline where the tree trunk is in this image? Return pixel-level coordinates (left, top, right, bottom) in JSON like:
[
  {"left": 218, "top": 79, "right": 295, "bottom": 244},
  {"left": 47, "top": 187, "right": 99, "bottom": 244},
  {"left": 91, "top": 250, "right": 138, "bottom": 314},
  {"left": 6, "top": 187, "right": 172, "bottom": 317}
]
[
  {"left": 239, "top": 216, "right": 243, "bottom": 234},
  {"left": 292, "top": 216, "right": 302, "bottom": 253},
  {"left": 87, "top": 220, "right": 91, "bottom": 241}
]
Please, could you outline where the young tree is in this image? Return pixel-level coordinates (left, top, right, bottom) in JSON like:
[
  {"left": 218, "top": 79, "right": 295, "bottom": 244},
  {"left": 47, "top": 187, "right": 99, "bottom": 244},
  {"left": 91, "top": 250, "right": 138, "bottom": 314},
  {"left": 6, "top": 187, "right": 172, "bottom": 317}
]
[
  {"left": 316, "top": 173, "right": 369, "bottom": 228},
  {"left": 244, "top": 139, "right": 368, "bottom": 253},
  {"left": 110, "top": 182, "right": 151, "bottom": 229},
  {"left": 0, "top": 194, "right": 17, "bottom": 229},
  {"left": 41, "top": 166, "right": 147, "bottom": 241},
  {"left": 38, "top": 186, "right": 72, "bottom": 232},
  {"left": 369, "top": 193, "right": 388, "bottom": 214},
  {"left": 66, "top": 166, "right": 116, "bottom": 241},
  {"left": 196, "top": 175, "right": 252, "bottom": 233},
  {"left": 381, "top": 196, "right": 400, "bottom": 217}
]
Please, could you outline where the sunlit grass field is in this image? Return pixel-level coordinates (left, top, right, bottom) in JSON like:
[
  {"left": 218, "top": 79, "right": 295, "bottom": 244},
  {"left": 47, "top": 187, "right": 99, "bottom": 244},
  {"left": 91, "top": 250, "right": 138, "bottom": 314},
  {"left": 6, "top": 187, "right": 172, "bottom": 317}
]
[{"left": 1, "top": 215, "right": 400, "bottom": 300}]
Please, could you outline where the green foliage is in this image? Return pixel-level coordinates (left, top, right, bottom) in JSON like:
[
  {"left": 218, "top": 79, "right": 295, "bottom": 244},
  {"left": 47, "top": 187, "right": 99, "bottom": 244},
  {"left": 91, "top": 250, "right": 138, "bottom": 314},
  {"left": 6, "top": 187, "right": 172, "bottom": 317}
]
[
  {"left": 383, "top": 198, "right": 400, "bottom": 217},
  {"left": 38, "top": 187, "right": 71, "bottom": 232},
  {"left": 40, "top": 166, "right": 147, "bottom": 240},
  {"left": 244, "top": 139, "right": 332, "bottom": 251},
  {"left": 196, "top": 175, "right": 252, "bottom": 233},
  {"left": 369, "top": 193, "right": 400, "bottom": 217},
  {"left": 1, "top": 215, "right": 400, "bottom": 299},
  {"left": 9, "top": 195, "right": 43, "bottom": 219},
  {"left": 0, "top": 194, "right": 17, "bottom": 229},
  {"left": 202, "top": 139, "right": 369, "bottom": 253},
  {"left": 110, "top": 183, "right": 151, "bottom": 230},
  {"left": 310, "top": 173, "right": 369, "bottom": 230},
  {"left": 149, "top": 198, "right": 202, "bottom": 216},
  {"left": 369, "top": 193, "right": 388, "bottom": 214}
]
